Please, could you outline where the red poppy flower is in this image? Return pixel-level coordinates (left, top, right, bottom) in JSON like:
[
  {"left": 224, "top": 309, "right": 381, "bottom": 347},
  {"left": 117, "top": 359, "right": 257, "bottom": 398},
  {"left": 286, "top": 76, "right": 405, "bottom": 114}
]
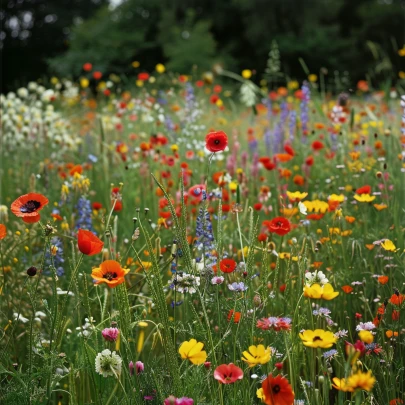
[
  {"left": 205, "top": 131, "right": 228, "bottom": 153},
  {"left": 257, "top": 233, "right": 267, "bottom": 242},
  {"left": 83, "top": 62, "right": 92, "bottom": 72},
  {"left": 78, "top": 229, "right": 104, "bottom": 256},
  {"left": 356, "top": 185, "right": 371, "bottom": 195},
  {"left": 188, "top": 184, "right": 206, "bottom": 200},
  {"left": 93, "top": 71, "right": 102, "bottom": 80},
  {"left": 138, "top": 72, "right": 150, "bottom": 81},
  {"left": 341, "top": 285, "right": 353, "bottom": 294},
  {"left": 220, "top": 258, "right": 237, "bottom": 273},
  {"left": 253, "top": 203, "right": 263, "bottom": 211},
  {"left": 261, "top": 374, "right": 295, "bottom": 405},
  {"left": 0, "top": 224, "right": 6, "bottom": 240},
  {"left": 11, "top": 193, "right": 49, "bottom": 223},
  {"left": 214, "top": 363, "right": 243, "bottom": 384},
  {"left": 305, "top": 156, "right": 314, "bottom": 166},
  {"left": 284, "top": 144, "right": 295, "bottom": 156},
  {"left": 92, "top": 202, "right": 103, "bottom": 210},
  {"left": 311, "top": 140, "right": 324, "bottom": 151},
  {"left": 264, "top": 217, "right": 291, "bottom": 236}
]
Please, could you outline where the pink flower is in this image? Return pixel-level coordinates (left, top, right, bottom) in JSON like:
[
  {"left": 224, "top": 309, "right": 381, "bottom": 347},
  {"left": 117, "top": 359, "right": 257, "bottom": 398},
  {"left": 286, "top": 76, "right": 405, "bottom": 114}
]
[
  {"left": 101, "top": 327, "right": 119, "bottom": 342},
  {"left": 213, "top": 363, "right": 243, "bottom": 384},
  {"left": 164, "top": 396, "right": 194, "bottom": 405},
  {"left": 129, "top": 361, "right": 134, "bottom": 376},
  {"left": 135, "top": 361, "right": 144, "bottom": 374}
]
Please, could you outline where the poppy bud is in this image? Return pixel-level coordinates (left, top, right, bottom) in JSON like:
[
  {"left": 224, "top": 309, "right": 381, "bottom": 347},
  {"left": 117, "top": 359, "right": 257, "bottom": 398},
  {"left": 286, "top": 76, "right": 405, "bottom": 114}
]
[
  {"left": 27, "top": 266, "right": 37, "bottom": 276},
  {"left": 275, "top": 362, "right": 283, "bottom": 370},
  {"left": 204, "top": 361, "right": 211, "bottom": 369}
]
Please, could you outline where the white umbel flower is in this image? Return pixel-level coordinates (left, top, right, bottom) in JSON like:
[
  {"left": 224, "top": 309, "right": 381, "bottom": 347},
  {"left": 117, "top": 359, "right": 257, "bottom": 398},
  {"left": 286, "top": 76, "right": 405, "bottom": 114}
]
[{"left": 95, "top": 349, "right": 122, "bottom": 377}]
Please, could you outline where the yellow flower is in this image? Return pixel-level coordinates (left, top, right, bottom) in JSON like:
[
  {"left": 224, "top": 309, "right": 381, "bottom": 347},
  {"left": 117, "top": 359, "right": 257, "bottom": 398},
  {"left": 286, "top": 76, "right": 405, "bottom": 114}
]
[
  {"left": 299, "top": 329, "right": 337, "bottom": 348},
  {"left": 256, "top": 388, "right": 265, "bottom": 400},
  {"left": 303, "top": 200, "right": 329, "bottom": 214},
  {"left": 241, "top": 344, "right": 271, "bottom": 367},
  {"left": 332, "top": 377, "right": 353, "bottom": 392},
  {"left": 328, "top": 194, "right": 345, "bottom": 203},
  {"left": 136, "top": 80, "right": 144, "bottom": 87},
  {"left": 132, "top": 61, "right": 140, "bottom": 68},
  {"left": 399, "top": 71, "right": 405, "bottom": 79},
  {"left": 171, "top": 144, "right": 179, "bottom": 152},
  {"left": 155, "top": 63, "right": 165, "bottom": 73},
  {"left": 308, "top": 74, "right": 318, "bottom": 82},
  {"left": 303, "top": 283, "right": 339, "bottom": 300},
  {"left": 398, "top": 47, "right": 405, "bottom": 57},
  {"left": 279, "top": 252, "right": 291, "bottom": 260},
  {"left": 354, "top": 194, "right": 375, "bottom": 202},
  {"left": 242, "top": 69, "right": 252, "bottom": 79},
  {"left": 80, "top": 78, "right": 89, "bottom": 88},
  {"left": 347, "top": 370, "right": 376, "bottom": 392},
  {"left": 178, "top": 339, "right": 207, "bottom": 365},
  {"left": 287, "top": 80, "right": 299, "bottom": 90},
  {"left": 358, "top": 330, "right": 374, "bottom": 344},
  {"left": 287, "top": 191, "right": 308, "bottom": 202},
  {"left": 381, "top": 239, "right": 396, "bottom": 252},
  {"left": 373, "top": 203, "right": 387, "bottom": 211}
]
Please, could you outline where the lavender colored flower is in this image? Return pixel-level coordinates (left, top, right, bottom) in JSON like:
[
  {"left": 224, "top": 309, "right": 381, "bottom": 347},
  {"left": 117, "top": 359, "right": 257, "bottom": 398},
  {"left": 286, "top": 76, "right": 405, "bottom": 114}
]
[
  {"left": 228, "top": 282, "right": 248, "bottom": 292},
  {"left": 300, "top": 81, "right": 310, "bottom": 138},
  {"left": 323, "top": 349, "right": 338, "bottom": 359},
  {"left": 211, "top": 276, "right": 224, "bottom": 285},
  {"left": 75, "top": 196, "right": 93, "bottom": 231},
  {"left": 101, "top": 327, "right": 119, "bottom": 342},
  {"left": 356, "top": 322, "right": 376, "bottom": 331}
]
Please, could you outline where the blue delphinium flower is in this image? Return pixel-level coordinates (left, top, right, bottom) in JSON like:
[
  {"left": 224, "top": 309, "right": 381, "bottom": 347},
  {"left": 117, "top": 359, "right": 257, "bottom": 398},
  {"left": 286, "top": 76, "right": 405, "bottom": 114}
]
[{"left": 75, "top": 196, "right": 93, "bottom": 231}]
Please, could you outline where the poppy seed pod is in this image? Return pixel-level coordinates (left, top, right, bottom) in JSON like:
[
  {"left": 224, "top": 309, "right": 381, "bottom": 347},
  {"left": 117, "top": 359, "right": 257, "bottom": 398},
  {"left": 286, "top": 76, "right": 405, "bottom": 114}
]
[{"left": 27, "top": 266, "right": 38, "bottom": 276}]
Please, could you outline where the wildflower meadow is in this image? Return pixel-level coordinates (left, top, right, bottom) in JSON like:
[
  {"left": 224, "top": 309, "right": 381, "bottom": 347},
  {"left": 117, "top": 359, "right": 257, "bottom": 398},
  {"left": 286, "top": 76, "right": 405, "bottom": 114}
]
[{"left": 1, "top": 59, "right": 405, "bottom": 405}]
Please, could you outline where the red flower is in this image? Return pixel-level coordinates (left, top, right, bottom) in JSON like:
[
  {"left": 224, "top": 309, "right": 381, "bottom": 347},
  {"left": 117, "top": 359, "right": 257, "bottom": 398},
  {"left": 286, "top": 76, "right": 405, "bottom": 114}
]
[
  {"left": 305, "top": 156, "right": 314, "bottom": 166},
  {"left": 83, "top": 62, "right": 92, "bottom": 72},
  {"left": 11, "top": 193, "right": 49, "bottom": 223},
  {"left": 78, "top": 229, "right": 104, "bottom": 256},
  {"left": 214, "top": 363, "right": 243, "bottom": 384},
  {"left": 220, "top": 258, "right": 237, "bottom": 273},
  {"left": 284, "top": 144, "right": 295, "bottom": 156},
  {"left": 264, "top": 217, "right": 291, "bottom": 236},
  {"left": 356, "top": 185, "right": 371, "bottom": 195},
  {"left": 390, "top": 293, "right": 405, "bottom": 307},
  {"left": 253, "top": 203, "right": 263, "bottom": 211},
  {"left": 257, "top": 233, "right": 267, "bottom": 242},
  {"left": 311, "top": 140, "right": 324, "bottom": 151},
  {"left": 93, "top": 71, "right": 102, "bottom": 80},
  {"left": 227, "top": 309, "right": 241, "bottom": 323},
  {"left": 205, "top": 131, "right": 228, "bottom": 153},
  {"left": 261, "top": 374, "right": 295, "bottom": 405},
  {"left": 138, "top": 72, "right": 150, "bottom": 81},
  {"left": 0, "top": 224, "right": 6, "bottom": 240},
  {"left": 92, "top": 202, "right": 103, "bottom": 210}
]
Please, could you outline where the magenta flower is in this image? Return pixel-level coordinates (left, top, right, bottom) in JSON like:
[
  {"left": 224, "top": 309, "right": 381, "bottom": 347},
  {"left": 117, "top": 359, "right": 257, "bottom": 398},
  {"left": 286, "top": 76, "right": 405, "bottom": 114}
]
[
  {"left": 101, "top": 327, "right": 119, "bottom": 342},
  {"left": 129, "top": 361, "right": 134, "bottom": 376},
  {"left": 135, "top": 360, "right": 144, "bottom": 374}
]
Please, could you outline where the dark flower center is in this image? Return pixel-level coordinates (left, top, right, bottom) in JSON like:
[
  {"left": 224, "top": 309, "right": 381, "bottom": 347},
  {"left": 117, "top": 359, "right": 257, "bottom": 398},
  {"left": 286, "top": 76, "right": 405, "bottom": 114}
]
[
  {"left": 313, "top": 336, "right": 322, "bottom": 341},
  {"left": 20, "top": 200, "right": 41, "bottom": 213},
  {"left": 214, "top": 139, "right": 220, "bottom": 144},
  {"left": 103, "top": 272, "right": 118, "bottom": 281},
  {"left": 272, "top": 384, "right": 281, "bottom": 394}
]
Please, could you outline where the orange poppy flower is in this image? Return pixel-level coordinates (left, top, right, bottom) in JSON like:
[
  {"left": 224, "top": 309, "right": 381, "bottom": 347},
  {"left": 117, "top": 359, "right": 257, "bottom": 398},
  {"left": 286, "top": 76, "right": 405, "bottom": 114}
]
[
  {"left": 293, "top": 175, "right": 305, "bottom": 186},
  {"left": 390, "top": 293, "right": 405, "bottom": 307},
  {"left": 345, "top": 216, "right": 356, "bottom": 224},
  {"left": 11, "top": 193, "right": 49, "bottom": 223},
  {"left": 274, "top": 153, "right": 294, "bottom": 163},
  {"left": 78, "top": 229, "right": 104, "bottom": 256},
  {"left": 0, "top": 224, "right": 6, "bottom": 239},
  {"left": 341, "top": 285, "right": 353, "bottom": 294},
  {"left": 260, "top": 373, "right": 295, "bottom": 405},
  {"left": 227, "top": 309, "right": 241, "bottom": 323},
  {"left": 365, "top": 244, "right": 375, "bottom": 250},
  {"left": 377, "top": 276, "right": 389, "bottom": 285},
  {"left": 386, "top": 330, "right": 399, "bottom": 339},
  {"left": 91, "top": 260, "right": 130, "bottom": 288}
]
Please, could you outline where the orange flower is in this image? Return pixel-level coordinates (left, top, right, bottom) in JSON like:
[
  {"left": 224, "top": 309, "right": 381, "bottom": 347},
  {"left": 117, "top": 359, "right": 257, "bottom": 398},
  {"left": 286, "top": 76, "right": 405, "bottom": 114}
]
[
  {"left": 274, "top": 153, "right": 294, "bottom": 163},
  {"left": 390, "top": 293, "right": 405, "bottom": 307},
  {"left": 78, "top": 229, "right": 104, "bottom": 256},
  {"left": 341, "top": 285, "right": 353, "bottom": 294},
  {"left": 91, "top": 260, "right": 130, "bottom": 288},
  {"left": 386, "top": 330, "right": 399, "bottom": 339},
  {"left": 293, "top": 175, "right": 305, "bottom": 186},
  {"left": 345, "top": 216, "right": 356, "bottom": 224},
  {"left": 260, "top": 373, "right": 295, "bottom": 405},
  {"left": 11, "top": 193, "right": 49, "bottom": 223},
  {"left": 365, "top": 244, "right": 375, "bottom": 250},
  {"left": 389, "top": 399, "right": 404, "bottom": 405},
  {"left": 227, "top": 310, "right": 241, "bottom": 323},
  {"left": 0, "top": 224, "right": 6, "bottom": 240},
  {"left": 377, "top": 276, "right": 389, "bottom": 285}
]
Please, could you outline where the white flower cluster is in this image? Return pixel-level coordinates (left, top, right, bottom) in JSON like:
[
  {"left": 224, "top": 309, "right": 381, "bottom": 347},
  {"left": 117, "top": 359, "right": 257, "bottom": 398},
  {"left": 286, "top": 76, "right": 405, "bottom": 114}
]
[
  {"left": 305, "top": 270, "right": 329, "bottom": 286},
  {"left": 95, "top": 349, "right": 122, "bottom": 377},
  {"left": 1, "top": 81, "right": 82, "bottom": 153}
]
